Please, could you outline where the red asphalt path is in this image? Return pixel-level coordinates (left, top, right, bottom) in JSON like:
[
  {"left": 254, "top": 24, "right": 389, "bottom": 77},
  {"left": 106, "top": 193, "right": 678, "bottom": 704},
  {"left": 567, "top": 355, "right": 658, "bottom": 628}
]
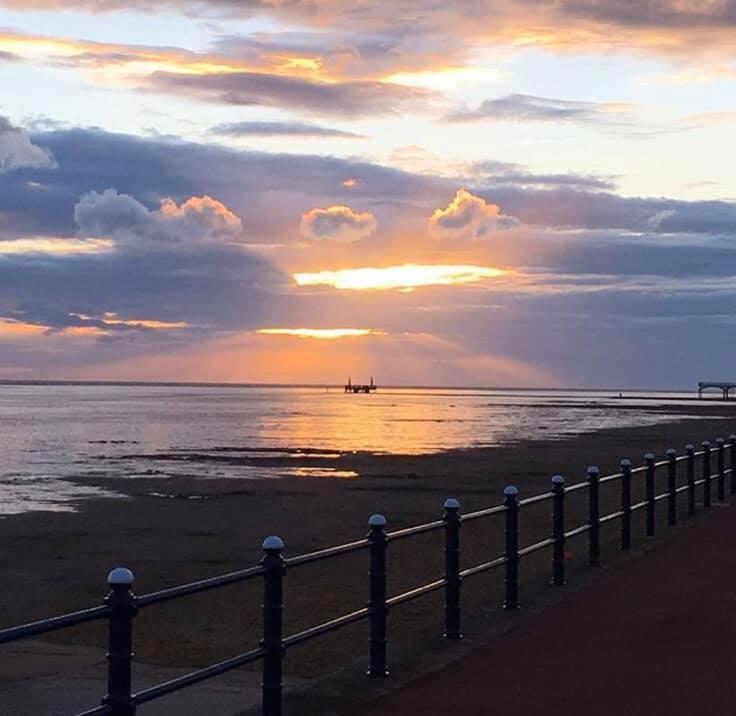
[{"left": 367, "top": 506, "right": 736, "bottom": 715}]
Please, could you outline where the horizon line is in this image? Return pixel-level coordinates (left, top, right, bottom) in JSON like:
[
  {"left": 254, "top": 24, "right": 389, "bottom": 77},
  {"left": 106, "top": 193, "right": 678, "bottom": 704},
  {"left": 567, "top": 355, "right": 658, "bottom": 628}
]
[{"left": 0, "top": 379, "right": 699, "bottom": 393}]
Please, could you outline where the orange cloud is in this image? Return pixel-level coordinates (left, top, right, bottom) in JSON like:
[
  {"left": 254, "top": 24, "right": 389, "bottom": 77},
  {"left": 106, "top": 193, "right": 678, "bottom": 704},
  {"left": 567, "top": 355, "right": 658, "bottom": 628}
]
[
  {"left": 428, "top": 190, "right": 520, "bottom": 240},
  {"left": 300, "top": 205, "right": 377, "bottom": 242}
]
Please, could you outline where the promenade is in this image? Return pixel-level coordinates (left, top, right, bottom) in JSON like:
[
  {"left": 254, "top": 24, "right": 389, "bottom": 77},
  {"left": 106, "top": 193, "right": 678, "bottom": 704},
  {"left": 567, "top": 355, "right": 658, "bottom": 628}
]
[{"left": 366, "top": 503, "right": 736, "bottom": 715}]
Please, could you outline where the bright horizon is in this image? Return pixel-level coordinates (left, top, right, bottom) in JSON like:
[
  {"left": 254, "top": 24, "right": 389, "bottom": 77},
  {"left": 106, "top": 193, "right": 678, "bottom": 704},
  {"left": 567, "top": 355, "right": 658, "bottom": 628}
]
[{"left": 1, "top": 2, "right": 736, "bottom": 388}]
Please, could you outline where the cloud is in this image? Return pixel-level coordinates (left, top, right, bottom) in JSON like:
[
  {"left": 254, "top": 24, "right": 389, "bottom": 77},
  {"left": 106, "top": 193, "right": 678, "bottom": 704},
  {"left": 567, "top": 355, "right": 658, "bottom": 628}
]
[
  {"left": 0, "top": 51, "right": 20, "bottom": 62},
  {"left": 74, "top": 189, "right": 243, "bottom": 244},
  {"left": 5, "top": 1, "right": 736, "bottom": 73},
  {"left": 447, "top": 93, "right": 635, "bottom": 125},
  {"left": 428, "top": 189, "right": 520, "bottom": 240},
  {"left": 147, "top": 70, "right": 433, "bottom": 117},
  {"left": 300, "top": 205, "right": 377, "bottom": 242},
  {"left": 210, "top": 120, "right": 364, "bottom": 138},
  {"left": 471, "top": 161, "right": 617, "bottom": 191},
  {"left": 0, "top": 116, "right": 56, "bottom": 173}
]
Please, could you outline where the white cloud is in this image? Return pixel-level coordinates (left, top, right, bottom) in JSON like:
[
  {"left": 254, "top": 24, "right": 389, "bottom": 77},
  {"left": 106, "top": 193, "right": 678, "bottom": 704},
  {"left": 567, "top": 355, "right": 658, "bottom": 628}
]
[{"left": 0, "top": 116, "right": 56, "bottom": 173}]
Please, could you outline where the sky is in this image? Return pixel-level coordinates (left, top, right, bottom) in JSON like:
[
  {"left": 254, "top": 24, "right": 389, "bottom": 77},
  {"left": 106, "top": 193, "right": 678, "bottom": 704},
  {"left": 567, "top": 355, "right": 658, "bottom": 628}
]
[{"left": 1, "top": 1, "right": 736, "bottom": 388}]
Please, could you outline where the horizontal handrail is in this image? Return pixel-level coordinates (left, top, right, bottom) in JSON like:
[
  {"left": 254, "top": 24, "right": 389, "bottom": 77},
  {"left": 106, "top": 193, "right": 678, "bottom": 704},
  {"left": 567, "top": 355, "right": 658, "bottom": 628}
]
[
  {"left": 387, "top": 578, "right": 447, "bottom": 608},
  {"left": 462, "top": 504, "right": 506, "bottom": 522},
  {"left": 0, "top": 604, "right": 110, "bottom": 644},
  {"left": 519, "top": 492, "right": 553, "bottom": 507},
  {"left": 387, "top": 520, "right": 445, "bottom": 541},
  {"left": 76, "top": 705, "right": 113, "bottom": 716},
  {"left": 518, "top": 537, "right": 555, "bottom": 557},
  {"left": 137, "top": 565, "right": 265, "bottom": 607},
  {"left": 133, "top": 647, "right": 266, "bottom": 704},
  {"left": 283, "top": 608, "right": 370, "bottom": 649},
  {"left": 287, "top": 538, "right": 370, "bottom": 568},
  {"left": 565, "top": 481, "right": 589, "bottom": 494},
  {"left": 631, "top": 499, "right": 649, "bottom": 512},
  {"left": 459, "top": 555, "right": 506, "bottom": 579},
  {"left": 599, "top": 472, "right": 623, "bottom": 485},
  {"left": 600, "top": 510, "right": 624, "bottom": 524},
  {"left": 564, "top": 523, "right": 591, "bottom": 539}
]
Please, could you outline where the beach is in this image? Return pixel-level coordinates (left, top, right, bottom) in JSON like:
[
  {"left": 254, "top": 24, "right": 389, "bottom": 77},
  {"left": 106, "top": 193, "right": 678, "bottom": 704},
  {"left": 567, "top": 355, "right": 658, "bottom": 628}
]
[{"left": 1, "top": 400, "right": 735, "bottom": 713}]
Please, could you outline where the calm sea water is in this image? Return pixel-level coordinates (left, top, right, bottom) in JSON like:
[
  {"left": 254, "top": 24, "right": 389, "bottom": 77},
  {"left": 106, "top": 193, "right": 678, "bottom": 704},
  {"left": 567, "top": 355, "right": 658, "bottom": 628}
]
[{"left": 0, "top": 384, "right": 708, "bottom": 515}]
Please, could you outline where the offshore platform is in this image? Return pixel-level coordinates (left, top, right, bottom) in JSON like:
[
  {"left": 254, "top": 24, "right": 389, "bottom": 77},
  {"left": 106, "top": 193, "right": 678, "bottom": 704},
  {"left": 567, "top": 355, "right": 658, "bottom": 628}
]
[{"left": 344, "top": 377, "right": 377, "bottom": 394}]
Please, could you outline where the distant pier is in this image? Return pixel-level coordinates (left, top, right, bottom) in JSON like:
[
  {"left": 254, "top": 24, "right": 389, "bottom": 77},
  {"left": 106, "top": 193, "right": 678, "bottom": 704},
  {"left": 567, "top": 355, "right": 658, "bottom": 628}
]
[
  {"left": 698, "top": 381, "right": 736, "bottom": 400},
  {"left": 345, "top": 377, "right": 377, "bottom": 393}
]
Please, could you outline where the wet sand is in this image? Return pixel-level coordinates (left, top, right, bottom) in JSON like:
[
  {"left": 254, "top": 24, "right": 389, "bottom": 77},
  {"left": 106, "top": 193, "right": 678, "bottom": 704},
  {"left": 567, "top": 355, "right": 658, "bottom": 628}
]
[{"left": 0, "top": 404, "right": 735, "bottom": 712}]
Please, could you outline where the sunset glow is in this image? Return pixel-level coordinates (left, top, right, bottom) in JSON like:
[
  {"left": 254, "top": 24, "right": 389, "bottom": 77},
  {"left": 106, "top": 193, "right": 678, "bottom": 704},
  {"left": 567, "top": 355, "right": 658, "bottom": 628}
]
[
  {"left": 256, "top": 328, "right": 380, "bottom": 339},
  {"left": 293, "top": 265, "right": 506, "bottom": 291}
]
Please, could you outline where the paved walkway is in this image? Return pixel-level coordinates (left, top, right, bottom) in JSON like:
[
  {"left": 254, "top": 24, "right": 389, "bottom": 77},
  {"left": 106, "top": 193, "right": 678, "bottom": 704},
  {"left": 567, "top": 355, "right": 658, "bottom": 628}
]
[{"left": 366, "top": 504, "right": 736, "bottom": 715}]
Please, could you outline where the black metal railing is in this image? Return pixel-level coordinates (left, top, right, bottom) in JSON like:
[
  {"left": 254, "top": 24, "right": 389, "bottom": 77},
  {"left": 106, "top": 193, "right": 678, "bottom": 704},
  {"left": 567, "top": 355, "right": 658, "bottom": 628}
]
[{"left": 2, "top": 433, "right": 736, "bottom": 715}]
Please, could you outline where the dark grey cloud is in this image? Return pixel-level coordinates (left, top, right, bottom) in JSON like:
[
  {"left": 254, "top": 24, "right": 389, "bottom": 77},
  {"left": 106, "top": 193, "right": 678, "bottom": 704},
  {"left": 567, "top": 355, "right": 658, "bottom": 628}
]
[
  {"left": 478, "top": 186, "right": 736, "bottom": 235},
  {"left": 0, "top": 242, "right": 284, "bottom": 332},
  {"left": 147, "top": 70, "right": 433, "bottom": 117},
  {"left": 210, "top": 120, "right": 364, "bottom": 139},
  {"left": 0, "top": 127, "right": 448, "bottom": 240},
  {"left": 0, "top": 51, "right": 19, "bottom": 62},
  {"left": 447, "top": 94, "right": 626, "bottom": 124},
  {"left": 472, "top": 160, "right": 616, "bottom": 191}
]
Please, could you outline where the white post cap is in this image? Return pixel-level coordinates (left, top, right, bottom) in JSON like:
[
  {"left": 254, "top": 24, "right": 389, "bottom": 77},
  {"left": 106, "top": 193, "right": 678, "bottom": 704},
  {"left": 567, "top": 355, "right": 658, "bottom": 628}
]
[
  {"left": 703, "top": 440, "right": 712, "bottom": 447},
  {"left": 444, "top": 498, "right": 460, "bottom": 510},
  {"left": 729, "top": 435, "right": 736, "bottom": 441},
  {"left": 716, "top": 437, "right": 725, "bottom": 444},
  {"left": 666, "top": 448, "right": 677, "bottom": 457},
  {"left": 644, "top": 453, "right": 655, "bottom": 461},
  {"left": 551, "top": 475, "right": 564, "bottom": 485},
  {"left": 620, "top": 458, "right": 632, "bottom": 467},
  {"left": 686, "top": 444, "right": 695, "bottom": 451},
  {"left": 368, "top": 514, "right": 386, "bottom": 528},
  {"left": 587, "top": 466, "right": 600, "bottom": 476},
  {"left": 503, "top": 485, "right": 519, "bottom": 497},
  {"left": 262, "top": 536, "right": 284, "bottom": 551},
  {"left": 107, "top": 567, "right": 134, "bottom": 586}
]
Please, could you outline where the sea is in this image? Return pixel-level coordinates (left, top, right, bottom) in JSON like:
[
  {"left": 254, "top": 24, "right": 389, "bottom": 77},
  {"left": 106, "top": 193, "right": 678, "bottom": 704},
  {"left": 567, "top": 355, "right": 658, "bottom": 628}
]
[{"left": 0, "top": 383, "right": 712, "bottom": 515}]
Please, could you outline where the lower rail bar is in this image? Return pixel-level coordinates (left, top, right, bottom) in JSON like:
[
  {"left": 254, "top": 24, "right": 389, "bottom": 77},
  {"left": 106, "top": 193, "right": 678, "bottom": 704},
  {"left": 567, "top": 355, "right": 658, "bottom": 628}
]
[
  {"left": 564, "top": 524, "right": 591, "bottom": 539},
  {"left": 133, "top": 648, "right": 267, "bottom": 704},
  {"left": 518, "top": 537, "right": 555, "bottom": 557},
  {"left": 599, "top": 510, "right": 624, "bottom": 524},
  {"left": 386, "top": 579, "right": 447, "bottom": 608},
  {"left": 459, "top": 556, "right": 505, "bottom": 579},
  {"left": 283, "top": 609, "right": 370, "bottom": 649}
]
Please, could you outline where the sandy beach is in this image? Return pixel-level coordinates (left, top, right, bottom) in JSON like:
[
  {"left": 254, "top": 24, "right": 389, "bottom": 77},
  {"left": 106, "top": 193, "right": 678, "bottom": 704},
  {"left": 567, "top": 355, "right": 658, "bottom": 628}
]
[{"left": 1, "top": 404, "right": 735, "bottom": 713}]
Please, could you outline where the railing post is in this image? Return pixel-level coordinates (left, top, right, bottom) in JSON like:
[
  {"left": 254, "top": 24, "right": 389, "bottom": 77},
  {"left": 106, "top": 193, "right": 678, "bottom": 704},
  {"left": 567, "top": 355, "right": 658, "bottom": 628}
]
[
  {"left": 367, "top": 514, "right": 389, "bottom": 677},
  {"left": 443, "top": 498, "right": 462, "bottom": 640},
  {"left": 261, "top": 536, "right": 286, "bottom": 716},
  {"left": 551, "top": 475, "right": 565, "bottom": 586},
  {"left": 645, "top": 453, "right": 656, "bottom": 537},
  {"left": 103, "top": 568, "right": 137, "bottom": 716},
  {"left": 667, "top": 448, "right": 677, "bottom": 526},
  {"left": 702, "top": 441, "right": 712, "bottom": 509},
  {"left": 503, "top": 486, "right": 520, "bottom": 609},
  {"left": 686, "top": 444, "right": 696, "bottom": 516},
  {"left": 730, "top": 435, "right": 736, "bottom": 495},
  {"left": 621, "top": 459, "right": 632, "bottom": 550},
  {"left": 587, "top": 466, "right": 600, "bottom": 566},
  {"left": 716, "top": 438, "right": 726, "bottom": 502}
]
